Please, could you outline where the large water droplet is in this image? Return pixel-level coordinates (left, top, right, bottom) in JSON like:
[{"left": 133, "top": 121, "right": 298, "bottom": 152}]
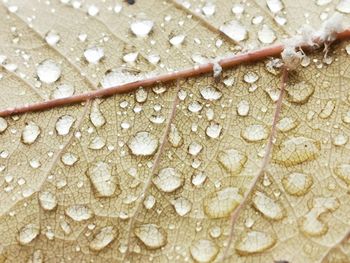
[
  {"left": 37, "top": 59, "right": 61, "bottom": 84},
  {"left": 51, "top": 84, "right": 74, "bottom": 99},
  {"left": 200, "top": 86, "right": 222, "bottom": 101},
  {"left": 282, "top": 172, "right": 313, "bottom": 196},
  {"left": 190, "top": 239, "right": 219, "bottom": 262},
  {"left": 241, "top": 124, "right": 268, "bottom": 142},
  {"left": 235, "top": 231, "right": 276, "bottom": 255},
  {"left": 217, "top": 148, "right": 247, "bottom": 174},
  {"left": 252, "top": 192, "right": 284, "bottom": 220},
  {"left": 258, "top": 25, "right": 276, "bottom": 44},
  {"left": 84, "top": 47, "right": 104, "bottom": 64},
  {"left": 21, "top": 122, "right": 40, "bottom": 145},
  {"left": 86, "top": 161, "right": 118, "bottom": 197},
  {"left": 203, "top": 187, "right": 242, "bottom": 218},
  {"left": 18, "top": 224, "right": 40, "bottom": 245},
  {"left": 134, "top": 224, "right": 167, "bottom": 249},
  {"left": 273, "top": 137, "right": 320, "bottom": 166},
  {"left": 153, "top": 167, "right": 184, "bottom": 193},
  {"left": 131, "top": 20, "right": 154, "bottom": 37},
  {"left": 55, "top": 115, "right": 75, "bottom": 136},
  {"left": 127, "top": 131, "right": 158, "bottom": 156},
  {"left": 89, "top": 226, "right": 117, "bottom": 251},
  {"left": 171, "top": 197, "right": 192, "bottom": 216},
  {"left": 220, "top": 20, "right": 247, "bottom": 42},
  {"left": 39, "top": 191, "right": 57, "bottom": 211},
  {"left": 45, "top": 30, "right": 60, "bottom": 46},
  {"left": 286, "top": 82, "right": 314, "bottom": 104},
  {"left": 65, "top": 205, "right": 93, "bottom": 222}
]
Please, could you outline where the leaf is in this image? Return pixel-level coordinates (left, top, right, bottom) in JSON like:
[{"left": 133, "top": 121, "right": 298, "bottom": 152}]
[{"left": 0, "top": 0, "right": 350, "bottom": 262}]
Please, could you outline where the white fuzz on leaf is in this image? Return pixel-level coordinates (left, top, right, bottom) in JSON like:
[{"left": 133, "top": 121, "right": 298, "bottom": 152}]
[
  {"left": 281, "top": 46, "right": 303, "bottom": 70},
  {"left": 316, "top": 13, "right": 344, "bottom": 42}
]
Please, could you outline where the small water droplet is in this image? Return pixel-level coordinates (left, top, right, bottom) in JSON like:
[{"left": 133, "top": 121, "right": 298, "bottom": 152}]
[
  {"left": 39, "top": 191, "right": 57, "bottom": 211},
  {"left": 21, "top": 122, "right": 40, "bottom": 145},
  {"left": 334, "top": 163, "right": 350, "bottom": 185},
  {"left": 89, "top": 136, "right": 106, "bottom": 150},
  {"left": 190, "top": 239, "right": 219, "bottom": 262},
  {"left": 203, "top": 187, "right": 242, "bottom": 218},
  {"left": 55, "top": 115, "right": 75, "bottom": 136},
  {"left": 209, "top": 226, "right": 221, "bottom": 238},
  {"left": 168, "top": 124, "right": 183, "bottom": 148},
  {"left": 258, "top": 25, "right": 276, "bottom": 44},
  {"left": 143, "top": 195, "right": 156, "bottom": 209},
  {"left": 18, "top": 224, "right": 40, "bottom": 245},
  {"left": 188, "top": 142, "right": 203, "bottom": 156},
  {"left": 61, "top": 152, "right": 78, "bottom": 166},
  {"left": 131, "top": 20, "right": 154, "bottom": 37},
  {"left": 87, "top": 5, "right": 99, "bottom": 16},
  {"left": 51, "top": 84, "right": 74, "bottom": 99},
  {"left": 319, "top": 100, "right": 335, "bottom": 119},
  {"left": 220, "top": 20, "right": 247, "bottom": 42},
  {"left": 337, "top": 0, "right": 350, "bottom": 13},
  {"left": 135, "top": 87, "right": 148, "bottom": 103},
  {"left": 127, "top": 131, "right": 158, "bottom": 156},
  {"left": 89, "top": 226, "right": 116, "bottom": 251},
  {"left": 171, "top": 197, "right": 192, "bottom": 216},
  {"left": 153, "top": 168, "right": 184, "bottom": 193},
  {"left": 277, "top": 117, "right": 298, "bottom": 132},
  {"left": 191, "top": 172, "right": 207, "bottom": 187},
  {"left": 243, "top": 72, "right": 259, "bottom": 83},
  {"left": 0, "top": 117, "right": 8, "bottom": 133},
  {"left": 188, "top": 101, "right": 203, "bottom": 113},
  {"left": 282, "top": 172, "right": 313, "bottom": 196},
  {"left": 200, "top": 86, "right": 222, "bottom": 101},
  {"left": 134, "top": 224, "right": 167, "bottom": 249},
  {"left": 169, "top": 34, "right": 186, "bottom": 46},
  {"left": 241, "top": 124, "right": 268, "bottom": 142},
  {"left": 235, "top": 231, "right": 276, "bottom": 255},
  {"left": 65, "top": 205, "right": 93, "bottom": 222},
  {"left": 206, "top": 122, "right": 222, "bottom": 139},
  {"left": 202, "top": 3, "right": 216, "bottom": 16},
  {"left": 84, "top": 47, "right": 104, "bottom": 64},
  {"left": 252, "top": 192, "right": 285, "bottom": 220},
  {"left": 37, "top": 59, "right": 61, "bottom": 84},
  {"left": 90, "top": 101, "right": 106, "bottom": 128},
  {"left": 266, "top": 0, "right": 283, "bottom": 13},
  {"left": 45, "top": 30, "right": 60, "bottom": 46},
  {"left": 217, "top": 148, "right": 247, "bottom": 174},
  {"left": 237, "top": 100, "right": 250, "bottom": 116},
  {"left": 286, "top": 82, "right": 314, "bottom": 104}
]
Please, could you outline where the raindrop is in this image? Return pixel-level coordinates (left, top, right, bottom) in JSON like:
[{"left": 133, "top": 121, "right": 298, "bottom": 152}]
[
  {"left": 51, "top": 84, "right": 74, "bottom": 99},
  {"left": 190, "top": 239, "right": 219, "bottom": 263},
  {"left": 202, "top": 3, "right": 216, "bottom": 16},
  {"left": 236, "top": 100, "right": 250, "bottom": 116},
  {"left": 273, "top": 137, "right": 320, "bottom": 166},
  {"left": 135, "top": 87, "right": 148, "bottom": 103},
  {"left": 220, "top": 20, "right": 247, "bottom": 42},
  {"left": 217, "top": 148, "right": 247, "bottom": 174},
  {"left": 282, "top": 172, "right": 313, "bottom": 196},
  {"left": 39, "top": 191, "right": 57, "bottom": 211},
  {"left": 89, "top": 226, "right": 116, "bottom": 251},
  {"left": 171, "top": 197, "right": 192, "bottom": 216},
  {"left": 90, "top": 101, "right": 106, "bottom": 128},
  {"left": 286, "top": 82, "right": 314, "bottom": 104},
  {"left": 203, "top": 187, "right": 242, "bottom": 218},
  {"left": 143, "top": 195, "right": 156, "bottom": 209},
  {"left": 55, "top": 115, "right": 75, "bottom": 136},
  {"left": 277, "top": 117, "right": 298, "bottom": 132},
  {"left": 241, "top": 124, "right": 268, "bottom": 142},
  {"left": 61, "top": 152, "right": 78, "bottom": 166},
  {"left": 168, "top": 124, "right": 183, "bottom": 148},
  {"left": 123, "top": 52, "right": 138, "bottom": 63},
  {"left": 188, "top": 101, "right": 203, "bottom": 113},
  {"left": 37, "top": 59, "right": 61, "bottom": 84},
  {"left": 0, "top": 117, "right": 8, "bottom": 133},
  {"left": 21, "top": 122, "right": 40, "bottom": 145},
  {"left": 337, "top": 0, "right": 350, "bottom": 13},
  {"left": 45, "top": 30, "right": 60, "bottom": 46},
  {"left": 319, "top": 100, "right": 335, "bottom": 119},
  {"left": 86, "top": 161, "right": 118, "bottom": 197},
  {"left": 235, "top": 231, "right": 276, "bottom": 255},
  {"left": 209, "top": 226, "right": 221, "bottom": 238},
  {"left": 153, "top": 167, "right": 184, "bottom": 193},
  {"left": 200, "top": 86, "right": 222, "bottom": 101},
  {"left": 206, "top": 122, "right": 222, "bottom": 139},
  {"left": 18, "top": 224, "right": 40, "bottom": 245},
  {"left": 258, "top": 25, "right": 276, "bottom": 44},
  {"left": 84, "top": 47, "right": 104, "bottom": 64},
  {"left": 252, "top": 192, "right": 284, "bottom": 220},
  {"left": 333, "top": 133, "right": 348, "bottom": 146},
  {"left": 169, "top": 34, "right": 186, "bottom": 46},
  {"left": 65, "top": 205, "right": 93, "bottom": 222},
  {"left": 127, "top": 131, "right": 158, "bottom": 156},
  {"left": 89, "top": 136, "right": 106, "bottom": 150},
  {"left": 188, "top": 142, "right": 203, "bottom": 156},
  {"left": 87, "top": 5, "right": 99, "bottom": 16},
  {"left": 266, "top": 0, "right": 283, "bottom": 13},
  {"left": 191, "top": 172, "right": 207, "bottom": 187},
  {"left": 134, "top": 224, "right": 167, "bottom": 249},
  {"left": 243, "top": 71, "right": 259, "bottom": 83},
  {"left": 131, "top": 20, "right": 154, "bottom": 37}
]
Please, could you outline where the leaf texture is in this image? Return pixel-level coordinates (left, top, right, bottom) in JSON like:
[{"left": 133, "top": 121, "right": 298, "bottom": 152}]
[{"left": 1, "top": 0, "right": 350, "bottom": 262}]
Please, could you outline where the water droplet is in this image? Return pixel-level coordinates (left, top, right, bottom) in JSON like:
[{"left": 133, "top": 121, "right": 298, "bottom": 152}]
[
  {"left": 45, "top": 30, "right": 60, "bottom": 46},
  {"left": 206, "top": 122, "right": 222, "bottom": 139},
  {"left": 277, "top": 117, "right": 298, "bottom": 132},
  {"left": 202, "top": 3, "right": 216, "bottom": 16},
  {"left": 319, "top": 100, "right": 335, "bottom": 119},
  {"left": 217, "top": 148, "right": 247, "bottom": 174},
  {"left": 316, "top": 0, "right": 332, "bottom": 5},
  {"left": 300, "top": 197, "right": 339, "bottom": 236},
  {"left": 209, "top": 226, "right": 221, "bottom": 238},
  {"left": 37, "top": 59, "right": 61, "bottom": 84},
  {"left": 131, "top": 20, "right": 154, "bottom": 37},
  {"left": 171, "top": 197, "right": 192, "bottom": 216},
  {"left": 168, "top": 124, "right": 183, "bottom": 148},
  {"left": 90, "top": 101, "right": 105, "bottom": 128},
  {"left": 191, "top": 172, "right": 207, "bottom": 187},
  {"left": 337, "top": 0, "right": 350, "bottom": 13},
  {"left": 84, "top": 47, "right": 104, "bottom": 64},
  {"left": 144, "top": 195, "right": 156, "bottom": 209},
  {"left": 169, "top": 34, "right": 186, "bottom": 46},
  {"left": 0, "top": 117, "right": 7, "bottom": 133},
  {"left": 235, "top": 231, "right": 276, "bottom": 255},
  {"left": 86, "top": 161, "right": 118, "bottom": 197},
  {"left": 59, "top": 219, "right": 72, "bottom": 235},
  {"left": 39, "top": 191, "right": 57, "bottom": 211},
  {"left": 266, "top": 0, "right": 283, "bottom": 13},
  {"left": 252, "top": 192, "right": 284, "bottom": 220},
  {"left": 18, "top": 224, "right": 40, "bottom": 245},
  {"left": 333, "top": 133, "right": 348, "bottom": 146},
  {"left": 190, "top": 239, "right": 219, "bottom": 262},
  {"left": 55, "top": 115, "right": 75, "bottom": 136},
  {"left": 134, "top": 224, "right": 167, "bottom": 249},
  {"left": 89, "top": 136, "right": 106, "bottom": 150},
  {"left": 89, "top": 226, "right": 116, "bottom": 251},
  {"left": 188, "top": 101, "right": 203, "bottom": 113},
  {"left": 273, "top": 137, "right": 320, "bottom": 166},
  {"left": 188, "top": 142, "right": 203, "bottom": 156},
  {"left": 200, "top": 86, "right": 222, "bottom": 101},
  {"left": 203, "top": 187, "right": 242, "bottom": 218},
  {"left": 61, "top": 152, "right": 78, "bottom": 166},
  {"left": 87, "top": 5, "right": 99, "bottom": 16},
  {"left": 286, "top": 82, "right": 314, "bottom": 104},
  {"left": 51, "top": 84, "right": 74, "bottom": 99},
  {"left": 241, "top": 124, "right": 268, "bottom": 142},
  {"left": 65, "top": 205, "right": 93, "bottom": 222},
  {"left": 21, "top": 122, "right": 40, "bottom": 145},
  {"left": 123, "top": 52, "right": 139, "bottom": 63},
  {"left": 127, "top": 131, "right": 158, "bottom": 156},
  {"left": 258, "top": 25, "right": 276, "bottom": 44},
  {"left": 153, "top": 167, "right": 184, "bottom": 193},
  {"left": 135, "top": 87, "right": 148, "bottom": 103},
  {"left": 232, "top": 4, "right": 244, "bottom": 14},
  {"left": 282, "top": 172, "right": 313, "bottom": 196},
  {"left": 243, "top": 72, "right": 259, "bottom": 83},
  {"left": 334, "top": 163, "right": 350, "bottom": 185},
  {"left": 220, "top": 20, "right": 247, "bottom": 42},
  {"left": 237, "top": 100, "right": 250, "bottom": 116}
]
